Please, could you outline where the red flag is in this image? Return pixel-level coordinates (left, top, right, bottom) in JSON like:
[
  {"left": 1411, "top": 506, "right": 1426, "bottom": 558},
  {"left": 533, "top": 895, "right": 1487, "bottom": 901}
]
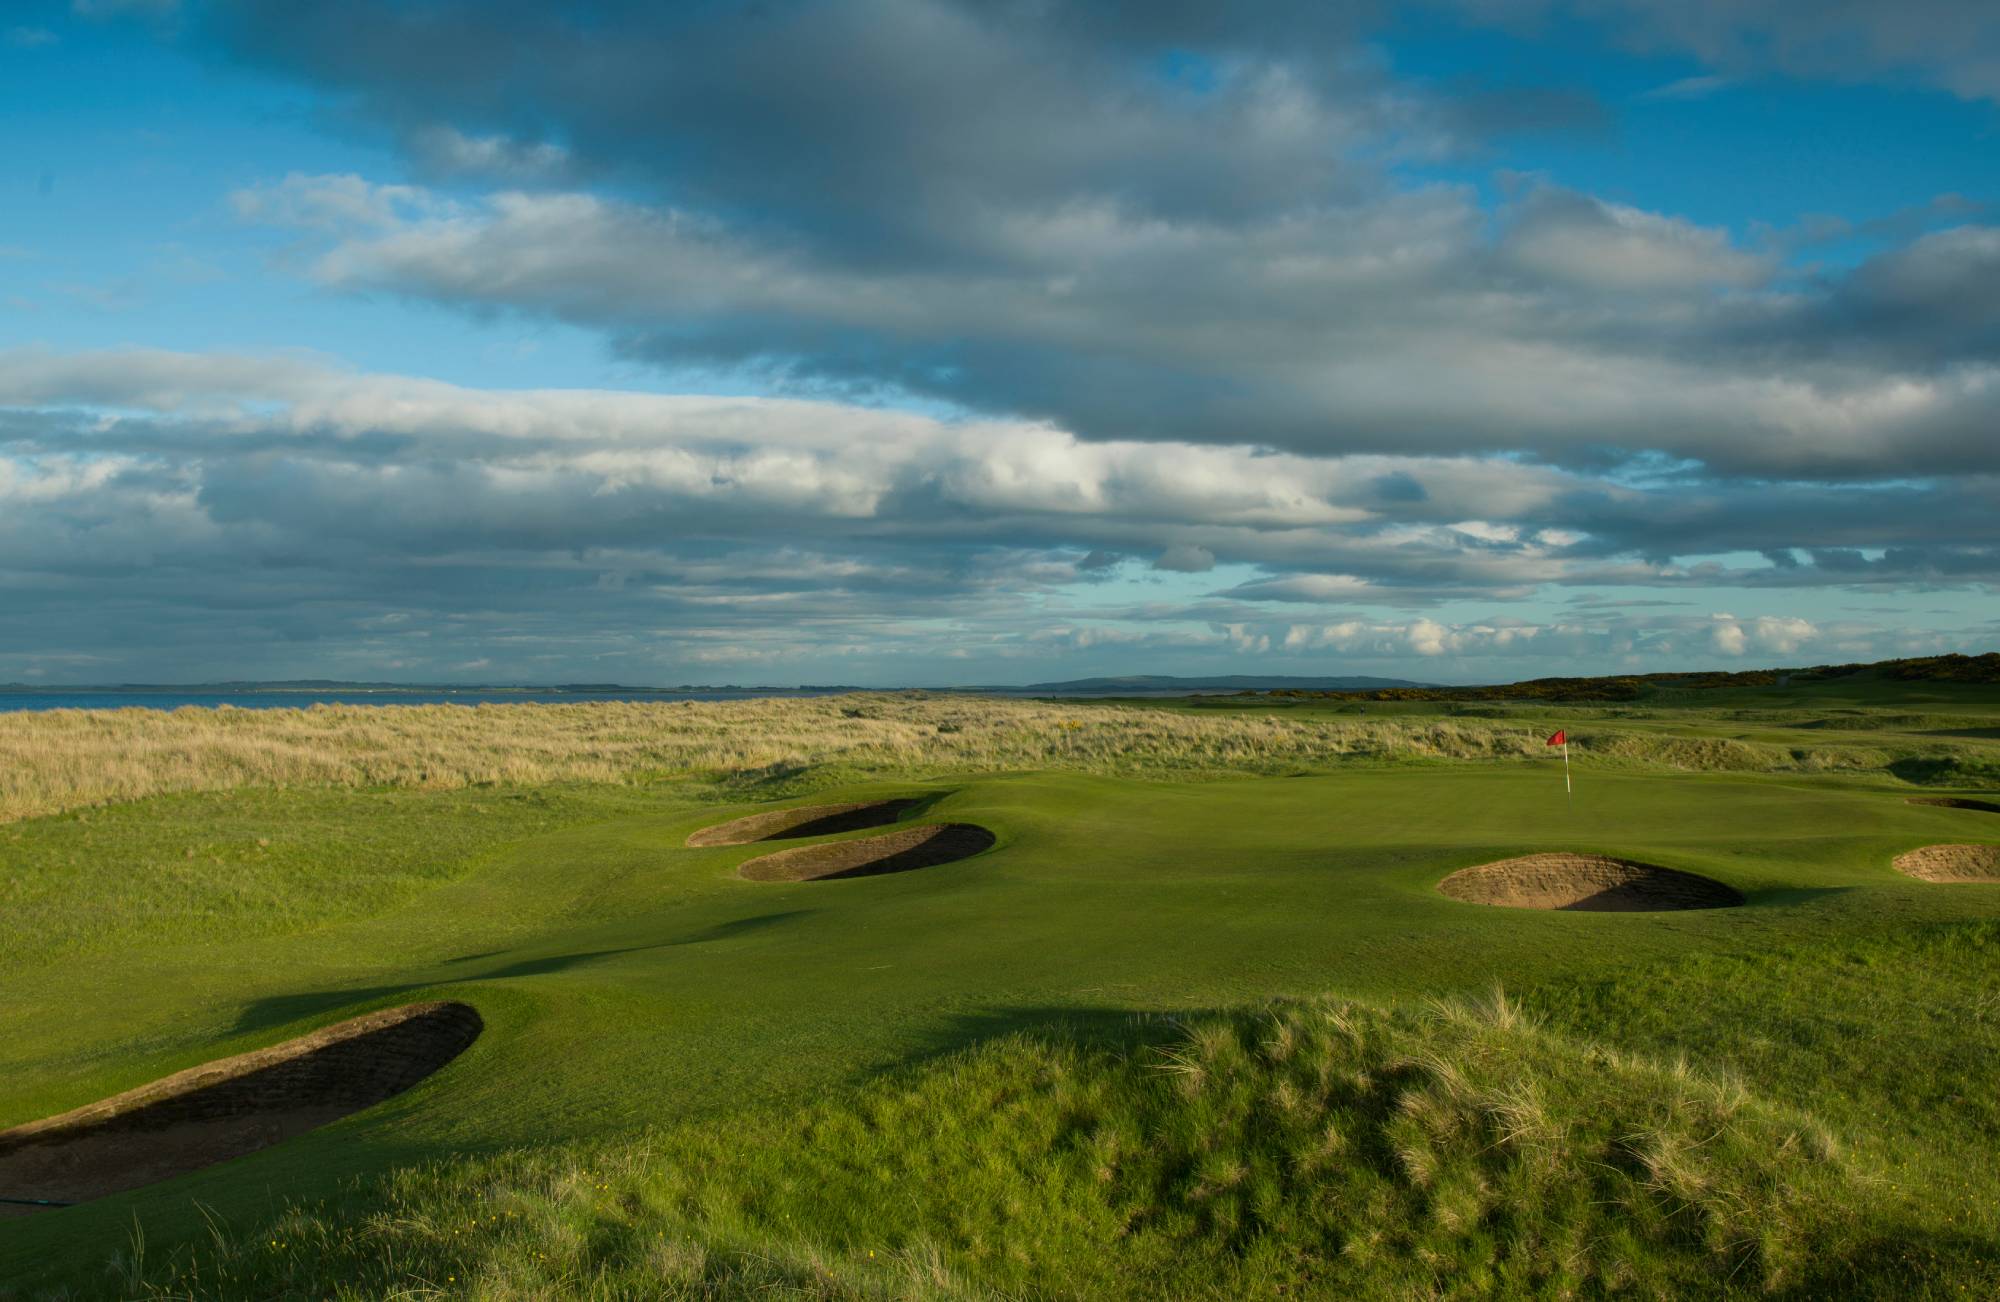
[{"left": 1546, "top": 729, "right": 1566, "bottom": 746}]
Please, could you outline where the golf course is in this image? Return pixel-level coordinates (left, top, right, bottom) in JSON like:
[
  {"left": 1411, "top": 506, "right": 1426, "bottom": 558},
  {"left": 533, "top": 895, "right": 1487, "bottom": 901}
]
[{"left": 3, "top": 661, "right": 1999, "bottom": 1297}]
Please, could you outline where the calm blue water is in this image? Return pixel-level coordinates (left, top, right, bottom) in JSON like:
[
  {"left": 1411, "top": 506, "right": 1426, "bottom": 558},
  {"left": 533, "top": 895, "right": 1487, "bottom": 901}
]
[{"left": 0, "top": 688, "right": 854, "bottom": 713}]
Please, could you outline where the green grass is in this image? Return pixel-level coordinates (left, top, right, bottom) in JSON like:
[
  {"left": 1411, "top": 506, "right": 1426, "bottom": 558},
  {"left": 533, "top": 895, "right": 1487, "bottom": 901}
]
[
  {"left": 3, "top": 695, "right": 2000, "bottom": 1296},
  {"left": 0, "top": 785, "right": 668, "bottom": 968},
  {"left": 115, "top": 992, "right": 1922, "bottom": 1299}
]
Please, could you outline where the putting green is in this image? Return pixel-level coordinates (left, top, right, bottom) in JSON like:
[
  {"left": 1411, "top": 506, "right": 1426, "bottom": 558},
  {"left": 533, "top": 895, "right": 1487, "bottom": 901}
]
[{"left": 2, "top": 763, "right": 1997, "bottom": 1285}]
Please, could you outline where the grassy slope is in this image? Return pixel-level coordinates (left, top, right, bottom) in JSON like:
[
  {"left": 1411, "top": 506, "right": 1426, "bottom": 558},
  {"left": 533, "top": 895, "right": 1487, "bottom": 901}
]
[
  {"left": 2, "top": 685, "right": 1999, "bottom": 1294},
  {"left": 121, "top": 994, "right": 1943, "bottom": 1300}
]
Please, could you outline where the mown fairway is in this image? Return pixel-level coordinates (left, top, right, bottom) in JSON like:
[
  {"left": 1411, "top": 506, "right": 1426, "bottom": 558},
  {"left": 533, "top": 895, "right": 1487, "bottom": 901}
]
[{"left": 3, "top": 685, "right": 2000, "bottom": 1296}]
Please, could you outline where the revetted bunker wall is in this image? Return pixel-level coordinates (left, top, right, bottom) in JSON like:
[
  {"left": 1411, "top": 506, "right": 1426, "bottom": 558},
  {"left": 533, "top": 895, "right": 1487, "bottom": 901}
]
[{"left": 0, "top": 1001, "right": 481, "bottom": 1212}]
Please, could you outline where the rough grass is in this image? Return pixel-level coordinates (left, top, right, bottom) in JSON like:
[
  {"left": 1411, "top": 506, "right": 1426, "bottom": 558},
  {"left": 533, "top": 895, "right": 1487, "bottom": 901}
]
[
  {"left": 113, "top": 993, "right": 1888, "bottom": 1300},
  {"left": 0, "top": 693, "right": 1971, "bottom": 826}
]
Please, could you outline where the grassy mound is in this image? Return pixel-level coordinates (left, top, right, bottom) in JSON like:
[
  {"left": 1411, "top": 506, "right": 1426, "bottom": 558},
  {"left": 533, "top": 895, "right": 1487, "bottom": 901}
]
[{"left": 124, "top": 993, "right": 1886, "bottom": 1299}]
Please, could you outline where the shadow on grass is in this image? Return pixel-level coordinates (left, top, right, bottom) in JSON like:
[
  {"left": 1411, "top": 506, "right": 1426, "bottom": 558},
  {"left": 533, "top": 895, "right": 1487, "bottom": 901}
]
[
  {"left": 228, "top": 909, "right": 818, "bottom": 1036},
  {"left": 1890, "top": 756, "right": 2000, "bottom": 786},
  {"left": 1783, "top": 1230, "right": 2000, "bottom": 1299},
  {"left": 1741, "top": 885, "right": 1858, "bottom": 909}
]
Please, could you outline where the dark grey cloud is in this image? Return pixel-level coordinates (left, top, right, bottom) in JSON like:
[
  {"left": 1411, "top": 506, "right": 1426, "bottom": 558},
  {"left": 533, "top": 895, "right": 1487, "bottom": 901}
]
[
  {"left": 175, "top": 2, "right": 2000, "bottom": 482},
  {"left": 227, "top": 172, "right": 2000, "bottom": 478},
  {"left": 204, "top": 0, "right": 1420, "bottom": 259}
]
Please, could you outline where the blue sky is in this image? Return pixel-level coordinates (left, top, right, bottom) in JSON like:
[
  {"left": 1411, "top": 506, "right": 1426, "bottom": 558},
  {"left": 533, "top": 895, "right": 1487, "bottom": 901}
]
[{"left": 2, "top": 1, "right": 1997, "bottom": 685}]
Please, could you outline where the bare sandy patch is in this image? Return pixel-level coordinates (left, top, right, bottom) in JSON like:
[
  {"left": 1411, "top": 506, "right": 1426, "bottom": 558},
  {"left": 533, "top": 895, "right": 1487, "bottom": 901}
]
[
  {"left": 0, "top": 1001, "right": 481, "bottom": 1215},
  {"left": 1439, "top": 854, "right": 1742, "bottom": 912},
  {"left": 1891, "top": 843, "right": 2000, "bottom": 882},
  {"left": 686, "top": 799, "right": 920, "bottom": 847},
  {"left": 739, "top": 823, "right": 994, "bottom": 882}
]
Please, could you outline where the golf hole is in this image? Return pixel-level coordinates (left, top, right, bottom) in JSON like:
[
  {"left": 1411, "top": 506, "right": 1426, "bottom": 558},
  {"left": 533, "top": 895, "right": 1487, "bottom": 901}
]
[
  {"left": 0, "top": 1001, "right": 481, "bottom": 1214},
  {"left": 687, "top": 799, "right": 921, "bottom": 847},
  {"left": 739, "top": 823, "right": 995, "bottom": 882},
  {"left": 1438, "top": 854, "right": 1743, "bottom": 912},
  {"left": 1906, "top": 797, "right": 2000, "bottom": 815},
  {"left": 1892, "top": 843, "right": 2000, "bottom": 883}
]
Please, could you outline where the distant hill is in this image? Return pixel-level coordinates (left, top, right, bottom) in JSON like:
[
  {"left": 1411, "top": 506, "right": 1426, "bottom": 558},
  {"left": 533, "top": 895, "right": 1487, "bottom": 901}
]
[{"left": 1003, "top": 674, "right": 1430, "bottom": 696}]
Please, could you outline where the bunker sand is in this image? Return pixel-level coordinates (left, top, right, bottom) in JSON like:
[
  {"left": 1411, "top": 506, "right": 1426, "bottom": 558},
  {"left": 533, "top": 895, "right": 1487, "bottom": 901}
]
[
  {"left": 1892, "top": 843, "right": 2000, "bottom": 882},
  {"left": 0, "top": 1002, "right": 481, "bottom": 1216},
  {"left": 687, "top": 799, "right": 920, "bottom": 847},
  {"left": 739, "top": 823, "right": 995, "bottom": 882},
  {"left": 1439, "top": 854, "right": 1742, "bottom": 912}
]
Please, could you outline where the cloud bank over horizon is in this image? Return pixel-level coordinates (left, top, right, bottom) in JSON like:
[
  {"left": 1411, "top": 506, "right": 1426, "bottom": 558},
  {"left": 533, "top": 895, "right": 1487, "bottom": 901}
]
[{"left": 1, "top": 1, "right": 1995, "bottom": 683}]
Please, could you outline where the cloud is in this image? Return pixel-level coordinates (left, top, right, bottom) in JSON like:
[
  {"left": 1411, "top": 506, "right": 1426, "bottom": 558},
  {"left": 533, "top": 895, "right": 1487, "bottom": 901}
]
[
  {"left": 1497, "top": 185, "right": 1771, "bottom": 289},
  {"left": 1501, "top": 0, "right": 2000, "bottom": 102},
  {"left": 73, "top": 0, "right": 179, "bottom": 16},
  {"left": 1154, "top": 545, "right": 1217, "bottom": 573},
  {"left": 1639, "top": 74, "right": 1732, "bottom": 100},
  {"left": 227, "top": 173, "right": 2000, "bottom": 480},
  {"left": 406, "top": 126, "right": 571, "bottom": 183},
  {"left": 1709, "top": 613, "right": 1820, "bottom": 656},
  {"left": 230, "top": 172, "right": 447, "bottom": 231},
  {"left": 1, "top": 348, "right": 1991, "bottom": 680},
  {"left": 16, "top": 2, "right": 1998, "bottom": 679},
  {"left": 162, "top": 3, "right": 1999, "bottom": 482}
]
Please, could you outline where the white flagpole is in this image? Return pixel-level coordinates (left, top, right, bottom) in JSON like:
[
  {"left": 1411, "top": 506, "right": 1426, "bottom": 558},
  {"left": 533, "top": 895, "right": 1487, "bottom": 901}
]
[{"left": 1563, "top": 740, "right": 1572, "bottom": 803}]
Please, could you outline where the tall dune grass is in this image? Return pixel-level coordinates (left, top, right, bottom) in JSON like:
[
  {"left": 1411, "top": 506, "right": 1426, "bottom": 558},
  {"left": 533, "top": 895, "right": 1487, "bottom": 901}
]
[
  {"left": 0, "top": 693, "right": 1923, "bottom": 825},
  {"left": 119, "top": 992, "right": 1889, "bottom": 1299}
]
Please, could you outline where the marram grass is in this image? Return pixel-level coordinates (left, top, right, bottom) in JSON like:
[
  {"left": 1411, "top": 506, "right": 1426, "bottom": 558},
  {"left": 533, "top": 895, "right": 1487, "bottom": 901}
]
[
  {"left": 0, "top": 692, "right": 1953, "bottom": 826},
  {"left": 117, "top": 992, "right": 1905, "bottom": 1300}
]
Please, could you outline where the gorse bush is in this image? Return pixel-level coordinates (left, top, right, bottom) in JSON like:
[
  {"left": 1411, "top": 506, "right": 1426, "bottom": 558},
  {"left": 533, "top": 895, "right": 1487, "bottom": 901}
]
[
  {"left": 127, "top": 993, "right": 1881, "bottom": 1300},
  {"left": 0, "top": 694, "right": 1966, "bottom": 825}
]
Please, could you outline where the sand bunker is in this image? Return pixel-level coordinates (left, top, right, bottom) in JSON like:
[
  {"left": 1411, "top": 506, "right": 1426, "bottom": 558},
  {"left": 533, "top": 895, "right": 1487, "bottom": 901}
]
[
  {"left": 0, "top": 1001, "right": 481, "bottom": 1215},
  {"left": 687, "top": 799, "right": 920, "bottom": 847},
  {"left": 1438, "top": 854, "right": 1742, "bottom": 912},
  {"left": 1907, "top": 797, "right": 2000, "bottom": 815},
  {"left": 739, "top": 823, "right": 994, "bottom": 882},
  {"left": 1892, "top": 843, "right": 2000, "bottom": 882}
]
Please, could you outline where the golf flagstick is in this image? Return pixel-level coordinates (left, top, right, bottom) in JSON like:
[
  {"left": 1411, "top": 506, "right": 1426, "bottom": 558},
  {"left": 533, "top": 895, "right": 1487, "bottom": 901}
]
[{"left": 1546, "top": 729, "right": 1570, "bottom": 806}]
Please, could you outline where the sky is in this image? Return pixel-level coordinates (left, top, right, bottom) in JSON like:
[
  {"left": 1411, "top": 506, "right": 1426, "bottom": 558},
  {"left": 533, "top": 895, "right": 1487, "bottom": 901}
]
[{"left": 2, "top": 1, "right": 1998, "bottom": 687}]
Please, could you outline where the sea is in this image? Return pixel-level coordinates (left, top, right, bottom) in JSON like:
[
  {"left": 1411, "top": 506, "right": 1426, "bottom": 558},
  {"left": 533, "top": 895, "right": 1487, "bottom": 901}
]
[{"left": 0, "top": 687, "right": 857, "bottom": 714}]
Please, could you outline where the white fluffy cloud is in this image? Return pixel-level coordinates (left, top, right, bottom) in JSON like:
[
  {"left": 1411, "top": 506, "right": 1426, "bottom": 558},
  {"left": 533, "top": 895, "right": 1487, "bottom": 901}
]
[{"left": 1710, "top": 614, "right": 1819, "bottom": 657}]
